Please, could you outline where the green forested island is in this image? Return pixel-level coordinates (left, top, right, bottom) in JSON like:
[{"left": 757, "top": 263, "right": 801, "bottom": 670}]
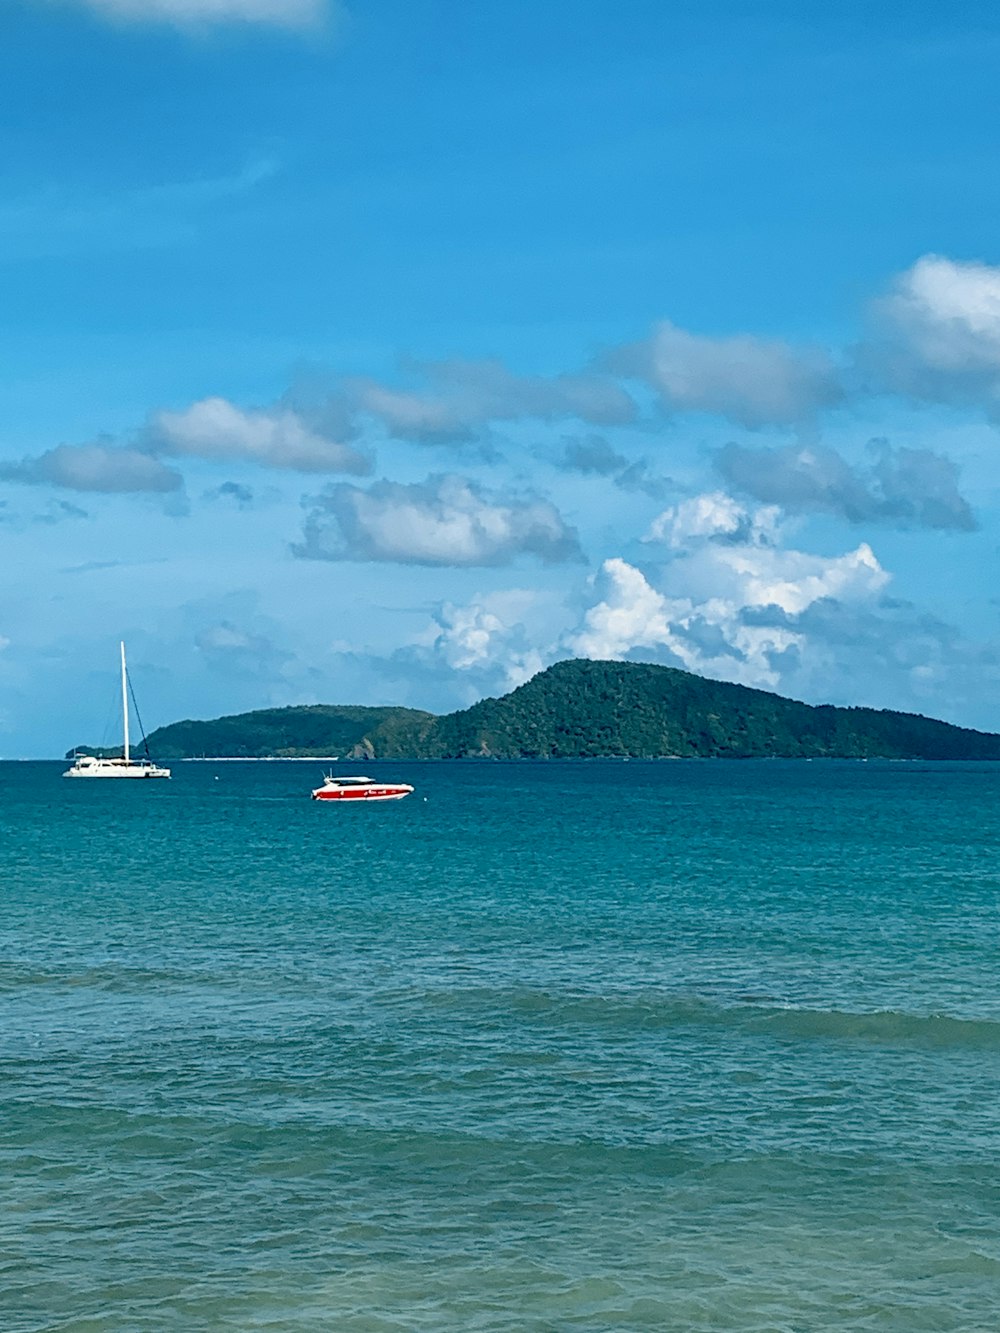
[{"left": 69, "top": 659, "right": 1000, "bottom": 761}]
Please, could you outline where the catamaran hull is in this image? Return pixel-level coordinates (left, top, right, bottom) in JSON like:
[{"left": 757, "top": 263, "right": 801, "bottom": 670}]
[{"left": 63, "top": 765, "right": 170, "bottom": 779}]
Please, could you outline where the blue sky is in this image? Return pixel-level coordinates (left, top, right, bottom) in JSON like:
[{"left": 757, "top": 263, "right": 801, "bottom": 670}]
[{"left": 3, "top": 0, "right": 1000, "bottom": 755}]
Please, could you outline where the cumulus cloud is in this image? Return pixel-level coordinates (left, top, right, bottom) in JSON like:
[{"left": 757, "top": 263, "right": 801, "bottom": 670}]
[
  {"left": 716, "top": 439, "right": 976, "bottom": 532},
  {"left": 351, "top": 589, "right": 554, "bottom": 711},
  {"left": 57, "top": 0, "right": 330, "bottom": 30},
  {"left": 867, "top": 255, "right": 1000, "bottom": 410},
  {"left": 352, "top": 359, "right": 637, "bottom": 443},
  {"left": 414, "top": 594, "right": 547, "bottom": 690},
  {"left": 701, "top": 538, "right": 888, "bottom": 620},
  {"left": 569, "top": 559, "right": 684, "bottom": 664},
  {"left": 148, "top": 397, "right": 370, "bottom": 474},
  {"left": 647, "top": 491, "right": 781, "bottom": 548},
  {"left": 432, "top": 601, "right": 523, "bottom": 673},
  {"left": 295, "top": 473, "right": 581, "bottom": 567},
  {"left": 610, "top": 320, "right": 842, "bottom": 427},
  {"left": 567, "top": 494, "right": 890, "bottom": 690},
  {"left": 0, "top": 442, "right": 183, "bottom": 494}
]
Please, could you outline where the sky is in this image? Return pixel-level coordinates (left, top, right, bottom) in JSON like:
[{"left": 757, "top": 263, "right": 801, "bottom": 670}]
[{"left": 4, "top": 0, "right": 1000, "bottom": 755}]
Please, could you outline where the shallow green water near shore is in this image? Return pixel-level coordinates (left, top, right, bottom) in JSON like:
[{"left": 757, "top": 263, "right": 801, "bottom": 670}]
[{"left": 3, "top": 759, "right": 1000, "bottom": 1330}]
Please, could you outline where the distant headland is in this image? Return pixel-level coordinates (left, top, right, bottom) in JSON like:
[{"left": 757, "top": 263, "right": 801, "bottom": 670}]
[{"left": 67, "top": 659, "right": 1000, "bottom": 762}]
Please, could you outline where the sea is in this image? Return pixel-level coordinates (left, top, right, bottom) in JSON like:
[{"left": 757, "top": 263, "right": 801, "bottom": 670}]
[{"left": 2, "top": 758, "right": 1000, "bottom": 1332}]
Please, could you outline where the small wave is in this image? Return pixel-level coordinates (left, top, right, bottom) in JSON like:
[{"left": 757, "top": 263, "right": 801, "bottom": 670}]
[
  {"left": 0, "top": 963, "right": 192, "bottom": 993},
  {"left": 749, "top": 1005, "right": 1000, "bottom": 1048},
  {"left": 419, "top": 986, "right": 1000, "bottom": 1049}
]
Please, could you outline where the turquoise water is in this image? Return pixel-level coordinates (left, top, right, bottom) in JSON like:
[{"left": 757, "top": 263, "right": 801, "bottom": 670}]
[{"left": 3, "top": 759, "right": 1000, "bottom": 1331}]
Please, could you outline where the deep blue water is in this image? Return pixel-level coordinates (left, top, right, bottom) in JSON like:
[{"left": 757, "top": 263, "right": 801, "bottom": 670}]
[{"left": 2, "top": 759, "right": 1000, "bottom": 1330}]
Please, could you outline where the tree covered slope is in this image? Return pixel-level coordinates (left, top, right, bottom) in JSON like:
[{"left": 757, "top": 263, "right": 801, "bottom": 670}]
[
  {"left": 387, "top": 659, "right": 1000, "bottom": 759},
  {"left": 69, "top": 659, "right": 1000, "bottom": 761},
  {"left": 122, "top": 704, "right": 434, "bottom": 760}
]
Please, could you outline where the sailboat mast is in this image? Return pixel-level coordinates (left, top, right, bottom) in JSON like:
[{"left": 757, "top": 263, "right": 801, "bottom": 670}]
[{"left": 120, "top": 641, "right": 130, "bottom": 764}]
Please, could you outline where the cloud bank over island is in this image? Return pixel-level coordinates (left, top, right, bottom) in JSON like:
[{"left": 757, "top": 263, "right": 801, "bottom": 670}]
[{"left": 4, "top": 251, "right": 999, "bottom": 749}]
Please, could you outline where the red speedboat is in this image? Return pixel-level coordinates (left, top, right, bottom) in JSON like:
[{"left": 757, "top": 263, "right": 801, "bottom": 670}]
[{"left": 311, "top": 774, "right": 414, "bottom": 802}]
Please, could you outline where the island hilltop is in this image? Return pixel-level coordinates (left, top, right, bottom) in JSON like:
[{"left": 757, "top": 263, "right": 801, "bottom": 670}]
[{"left": 68, "top": 659, "right": 1000, "bottom": 762}]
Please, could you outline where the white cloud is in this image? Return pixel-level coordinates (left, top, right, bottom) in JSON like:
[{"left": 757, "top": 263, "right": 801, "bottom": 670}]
[
  {"left": 364, "top": 590, "right": 552, "bottom": 708},
  {"left": 611, "top": 321, "right": 841, "bottom": 427},
  {"left": 0, "top": 443, "right": 182, "bottom": 494},
  {"left": 0, "top": 396, "right": 367, "bottom": 502},
  {"left": 569, "top": 559, "right": 685, "bottom": 663},
  {"left": 647, "top": 491, "right": 782, "bottom": 548},
  {"left": 434, "top": 601, "right": 512, "bottom": 672},
  {"left": 876, "top": 255, "right": 1000, "bottom": 374},
  {"left": 424, "top": 595, "right": 546, "bottom": 687},
  {"left": 868, "top": 255, "right": 1000, "bottom": 412},
  {"left": 568, "top": 493, "right": 890, "bottom": 689},
  {"left": 148, "top": 397, "right": 370, "bottom": 474},
  {"left": 707, "top": 540, "right": 887, "bottom": 619},
  {"left": 565, "top": 550, "right": 1000, "bottom": 723},
  {"left": 59, "top": 0, "right": 330, "bottom": 30},
  {"left": 295, "top": 473, "right": 581, "bottom": 566}
]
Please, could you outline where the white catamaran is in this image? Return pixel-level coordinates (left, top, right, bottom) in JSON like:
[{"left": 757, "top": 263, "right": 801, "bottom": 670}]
[{"left": 63, "top": 642, "right": 171, "bottom": 780}]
